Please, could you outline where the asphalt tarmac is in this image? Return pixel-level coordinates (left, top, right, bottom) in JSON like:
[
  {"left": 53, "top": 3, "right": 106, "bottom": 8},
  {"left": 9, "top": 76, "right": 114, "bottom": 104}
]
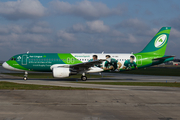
[
  {"left": 0, "top": 66, "right": 180, "bottom": 120},
  {"left": 0, "top": 88, "right": 180, "bottom": 120}
]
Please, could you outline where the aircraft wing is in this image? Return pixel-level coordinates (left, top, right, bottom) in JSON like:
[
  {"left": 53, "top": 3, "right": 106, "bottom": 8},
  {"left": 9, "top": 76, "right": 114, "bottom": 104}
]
[
  {"left": 50, "top": 59, "right": 106, "bottom": 71},
  {"left": 70, "top": 59, "right": 106, "bottom": 69}
]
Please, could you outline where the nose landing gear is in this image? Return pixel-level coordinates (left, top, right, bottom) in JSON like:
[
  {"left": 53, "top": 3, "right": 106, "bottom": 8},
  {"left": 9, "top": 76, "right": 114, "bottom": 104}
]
[{"left": 23, "top": 71, "right": 28, "bottom": 80}]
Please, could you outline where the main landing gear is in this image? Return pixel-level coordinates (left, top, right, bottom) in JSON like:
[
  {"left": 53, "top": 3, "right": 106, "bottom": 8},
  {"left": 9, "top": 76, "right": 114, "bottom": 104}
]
[
  {"left": 81, "top": 73, "right": 87, "bottom": 81},
  {"left": 24, "top": 71, "right": 28, "bottom": 80}
]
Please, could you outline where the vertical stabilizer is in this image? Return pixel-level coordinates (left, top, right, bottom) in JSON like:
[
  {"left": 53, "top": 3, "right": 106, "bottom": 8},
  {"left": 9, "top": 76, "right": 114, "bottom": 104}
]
[{"left": 139, "top": 27, "right": 171, "bottom": 56}]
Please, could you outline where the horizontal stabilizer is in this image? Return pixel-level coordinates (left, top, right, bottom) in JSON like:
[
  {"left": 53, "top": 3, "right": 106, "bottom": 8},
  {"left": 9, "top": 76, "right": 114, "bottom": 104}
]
[{"left": 152, "top": 55, "right": 175, "bottom": 61}]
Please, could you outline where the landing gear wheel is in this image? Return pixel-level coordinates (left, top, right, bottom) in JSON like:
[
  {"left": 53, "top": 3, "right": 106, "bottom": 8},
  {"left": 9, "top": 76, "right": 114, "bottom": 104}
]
[
  {"left": 24, "top": 71, "right": 28, "bottom": 81},
  {"left": 81, "top": 76, "right": 87, "bottom": 81},
  {"left": 23, "top": 77, "right": 27, "bottom": 81}
]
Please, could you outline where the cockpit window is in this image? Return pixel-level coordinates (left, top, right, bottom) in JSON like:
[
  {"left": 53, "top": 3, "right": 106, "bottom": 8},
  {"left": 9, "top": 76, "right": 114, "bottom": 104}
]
[{"left": 9, "top": 57, "right": 16, "bottom": 61}]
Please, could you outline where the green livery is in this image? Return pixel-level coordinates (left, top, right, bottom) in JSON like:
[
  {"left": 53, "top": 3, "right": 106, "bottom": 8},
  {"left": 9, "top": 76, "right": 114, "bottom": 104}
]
[
  {"left": 2, "top": 27, "right": 175, "bottom": 81},
  {"left": 134, "top": 27, "right": 173, "bottom": 68},
  {"left": 6, "top": 53, "right": 83, "bottom": 72}
]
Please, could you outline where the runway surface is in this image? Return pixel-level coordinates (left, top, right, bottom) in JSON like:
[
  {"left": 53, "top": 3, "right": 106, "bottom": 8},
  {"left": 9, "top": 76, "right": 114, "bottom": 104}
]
[
  {"left": 0, "top": 88, "right": 180, "bottom": 120},
  {"left": 0, "top": 66, "right": 180, "bottom": 120},
  {"left": 1, "top": 77, "right": 180, "bottom": 91}
]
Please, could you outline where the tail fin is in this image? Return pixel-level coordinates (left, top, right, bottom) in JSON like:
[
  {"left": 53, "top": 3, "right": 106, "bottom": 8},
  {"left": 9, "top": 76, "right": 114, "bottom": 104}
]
[{"left": 139, "top": 27, "right": 171, "bottom": 56}]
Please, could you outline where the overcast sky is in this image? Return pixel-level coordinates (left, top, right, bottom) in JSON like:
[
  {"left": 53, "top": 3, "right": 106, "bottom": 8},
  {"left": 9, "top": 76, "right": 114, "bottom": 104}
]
[{"left": 0, "top": 0, "right": 179, "bottom": 60}]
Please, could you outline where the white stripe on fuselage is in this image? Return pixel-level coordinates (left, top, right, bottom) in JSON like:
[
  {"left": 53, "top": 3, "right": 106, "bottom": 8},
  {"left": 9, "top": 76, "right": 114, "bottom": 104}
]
[{"left": 71, "top": 53, "right": 135, "bottom": 65}]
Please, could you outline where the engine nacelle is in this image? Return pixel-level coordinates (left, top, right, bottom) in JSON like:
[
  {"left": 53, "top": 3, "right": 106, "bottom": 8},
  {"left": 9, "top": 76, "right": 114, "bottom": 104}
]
[
  {"left": 53, "top": 67, "right": 70, "bottom": 78},
  {"left": 50, "top": 64, "right": 69, "bottom": 70}
]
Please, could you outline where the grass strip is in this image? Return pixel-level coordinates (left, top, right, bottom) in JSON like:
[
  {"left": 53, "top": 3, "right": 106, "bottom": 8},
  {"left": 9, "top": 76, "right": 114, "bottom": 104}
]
[
  {"left": 75, "top": 82, "right": 180, "bottom": 87},
  {"left": 0, "top": 81, "right": 100, "bottom": 90}
]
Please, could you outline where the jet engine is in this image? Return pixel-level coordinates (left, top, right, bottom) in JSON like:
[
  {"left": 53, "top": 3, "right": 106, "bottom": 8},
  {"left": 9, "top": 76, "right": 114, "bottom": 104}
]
[{"left": 53, "top": 67, "right": 77, "bottom": 78}]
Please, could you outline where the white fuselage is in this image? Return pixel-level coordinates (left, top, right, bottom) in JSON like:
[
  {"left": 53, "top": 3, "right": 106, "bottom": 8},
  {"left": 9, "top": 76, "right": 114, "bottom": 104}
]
[{"left": 71, "top": 53, "right": 134, "bottom": 68}]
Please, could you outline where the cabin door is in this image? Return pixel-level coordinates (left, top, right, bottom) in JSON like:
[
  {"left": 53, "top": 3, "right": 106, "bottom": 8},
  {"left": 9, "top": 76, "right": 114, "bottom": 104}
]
[
  {"left": 137, "top": 55, "right": 142, "bottom": 65},
  {"left": 22, "top": 55, "right": 27, "bottom": 65}
]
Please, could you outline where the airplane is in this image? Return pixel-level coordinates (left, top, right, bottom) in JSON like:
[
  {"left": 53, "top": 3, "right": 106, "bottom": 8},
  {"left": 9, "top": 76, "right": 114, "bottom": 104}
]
[{"left": 2, "top": 27, "right": 175, "bottom": 81}]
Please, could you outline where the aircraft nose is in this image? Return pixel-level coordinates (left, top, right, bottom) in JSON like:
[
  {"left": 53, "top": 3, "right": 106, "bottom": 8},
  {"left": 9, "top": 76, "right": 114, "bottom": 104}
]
[{"left": 2, "top": 62, "right": 9, "bottom": 69}]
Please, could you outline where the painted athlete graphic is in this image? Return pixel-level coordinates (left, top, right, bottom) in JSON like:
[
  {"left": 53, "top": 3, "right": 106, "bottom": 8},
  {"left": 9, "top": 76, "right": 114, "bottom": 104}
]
[
  {"left": 102, "top": 55, "right": 122, "bottom": 71},
  {"left": 123, "top": 56, "right": 137, "bottom": 70},
  {"left": 89, "top": 55, "right": 98, "bottom": 62},
  {"left": 2, "top": 27, "right": 175, "bottom": 81}
]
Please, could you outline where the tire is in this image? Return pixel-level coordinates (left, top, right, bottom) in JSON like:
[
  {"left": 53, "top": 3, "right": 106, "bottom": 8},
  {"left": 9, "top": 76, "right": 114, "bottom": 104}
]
[{"left": 81, "top": 76, "right": 87, "bottom": 81}]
